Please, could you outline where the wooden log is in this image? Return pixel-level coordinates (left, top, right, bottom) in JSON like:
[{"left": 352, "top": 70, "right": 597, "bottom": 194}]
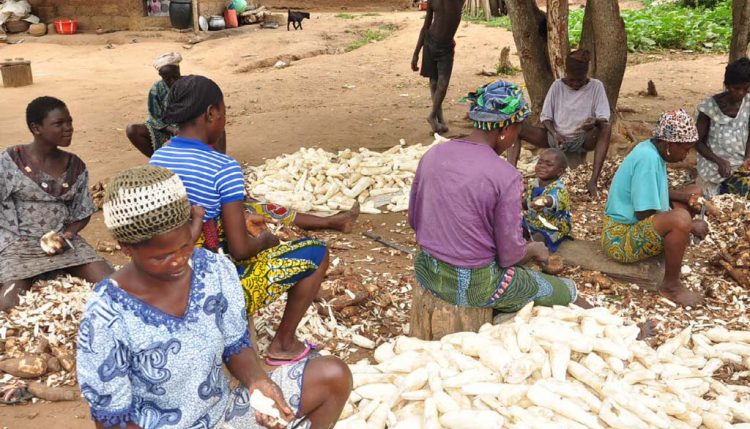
[
  {"left": 410, "top": 285, "right": 493, "bottom": 341},
  {"left": 556, "top": 240, "right": 663, "bottom": 291},
  {"left": 1, "top": 59, "right": 33, "bottom": 88}
]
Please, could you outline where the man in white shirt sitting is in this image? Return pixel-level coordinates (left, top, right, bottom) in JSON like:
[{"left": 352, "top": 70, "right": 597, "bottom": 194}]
[{"left": 509, "top": 49, "right": 612, "bottom": 198}]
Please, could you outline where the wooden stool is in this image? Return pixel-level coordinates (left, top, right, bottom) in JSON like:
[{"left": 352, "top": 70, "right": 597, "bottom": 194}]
[
  {"left": 556, "top": 240, "right": 664, "bottom": 291},
  {"left": 1, "top": 58, "right": 33, "bottom": 88},
  {"left": 409, "top": 285, "right": 493, "bottom": 340}
]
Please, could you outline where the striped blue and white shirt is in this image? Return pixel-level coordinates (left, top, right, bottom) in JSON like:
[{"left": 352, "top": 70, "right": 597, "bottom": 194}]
[{"left": 150, "top": 137, "right": 245, "bottom": 221}]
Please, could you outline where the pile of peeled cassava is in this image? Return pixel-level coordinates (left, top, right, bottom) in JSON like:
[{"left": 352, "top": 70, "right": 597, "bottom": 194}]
[
  {"left": 243, "top": 135, "right": 537, "bottom": 216},
  {"left": 336, "top": 303, "right": 750, "bottom": 429}
]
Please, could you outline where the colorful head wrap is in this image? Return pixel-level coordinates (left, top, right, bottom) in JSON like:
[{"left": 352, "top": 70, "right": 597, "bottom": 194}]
[
  {"left": 103, "top": 165, "right": 191, "bottom": 244},
  {"left": 163, "top": 75, "right": 224, "bottom": 125},
  {"left": 464, "top": 80, "right": 531, "bottom": 131},
  {"left": 652, "top": 109, "right": 699, "bottom": 144},
  {"left": 153, "top": 52, "right": 183, "bottom": 71}
]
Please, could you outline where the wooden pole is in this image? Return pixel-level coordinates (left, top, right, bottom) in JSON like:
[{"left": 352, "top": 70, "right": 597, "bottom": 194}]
[{"left": 192, "top": 0, "right": 200, "bottom": 33}]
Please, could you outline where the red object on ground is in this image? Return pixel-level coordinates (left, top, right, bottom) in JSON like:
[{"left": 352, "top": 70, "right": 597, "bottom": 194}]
[
  {"left": 224, "top": 9, "right": 238, "bottom": 28},
  {"left": 418, "top": 1, "right": 428, "bottom": 11},
  {"left": 54, "top": 19, "right": 78, "bottom": 34}
]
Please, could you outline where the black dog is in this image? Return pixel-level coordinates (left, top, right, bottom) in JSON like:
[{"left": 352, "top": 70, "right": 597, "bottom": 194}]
[{"left": 287, "top": 9, "right": 310, "bottom": 30}]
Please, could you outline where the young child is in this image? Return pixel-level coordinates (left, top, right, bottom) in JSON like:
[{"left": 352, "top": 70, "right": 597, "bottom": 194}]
[{"left": 522, "top": 148, "right": 572, "bottom": 252}]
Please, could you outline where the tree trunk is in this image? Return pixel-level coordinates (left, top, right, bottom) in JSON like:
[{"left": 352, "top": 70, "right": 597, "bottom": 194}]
[
  {"left": 579, "top": 0, "right": 627, "bottom": 115},
  {"left": 482, "top": 0, "right": 492, "bottom": 20},
  {"left": 489, "top": 0, "right": 501, "bottom": 16},
  {"left": 730, "top": 0, "right": 750, "bottom": 62},
  {"left": 505, "top": 0, "right": 554, "bottom": 117},
  {"left": 546, "top": 0, "right": 569, "bottom": 79}
]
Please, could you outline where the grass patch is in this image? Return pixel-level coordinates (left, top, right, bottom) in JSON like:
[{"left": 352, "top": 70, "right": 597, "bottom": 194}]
[
  {"left": 361, "top": 12, "right": 382, "bottom": 17},
  {"left": 569, "top": 0, "right": 730, "bottom": 52},
  {"left": 335, "top": 13, "right": 357, "bottom": 19},
  {"left": 462, "top": 12, "right": 512, "bottom": 29},
  {"left": 496, "top": 61, "right": 519, "bottom": 76},
  {"left": 346, "top": 25, "right": 397, "bottom": 52},
  {"left": 463, "top": 0, "right": 730, "bottom": 53}
]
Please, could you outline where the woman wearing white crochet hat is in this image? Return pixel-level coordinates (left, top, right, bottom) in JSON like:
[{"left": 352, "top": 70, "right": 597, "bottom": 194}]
[
  {"left": 125, "top": 52, "right": 183, "bottom": 157},
  {"left": 77, "top": 165, "right": 352, "bottom": 429}
]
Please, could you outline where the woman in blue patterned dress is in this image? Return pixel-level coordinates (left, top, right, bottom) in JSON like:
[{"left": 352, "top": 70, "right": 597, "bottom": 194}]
[{"left": 76, "top": 165, "right": 352, "bottom": 429}]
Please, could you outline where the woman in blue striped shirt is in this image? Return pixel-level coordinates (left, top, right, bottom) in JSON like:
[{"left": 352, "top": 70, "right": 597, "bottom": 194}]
[{"left": 151, "top": 75, "right": 328, "bottom": 366}]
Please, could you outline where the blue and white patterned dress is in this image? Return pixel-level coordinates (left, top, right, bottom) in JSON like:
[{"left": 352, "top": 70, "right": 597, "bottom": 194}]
[{"left": 76, "top": 247, "right": 309, "bottom": 429}]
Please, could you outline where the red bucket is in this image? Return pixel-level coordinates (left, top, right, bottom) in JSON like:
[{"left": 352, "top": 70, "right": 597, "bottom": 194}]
[
  {"left": 54, "top": 19, "right": 78, "bottom": 34},
  {"left": 224, "top": 9, "right": 238, "bottom": 28}
]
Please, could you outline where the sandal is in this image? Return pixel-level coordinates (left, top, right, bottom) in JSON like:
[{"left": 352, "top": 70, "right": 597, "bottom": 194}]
[{"left": 265, "top": 340, "right": 317, "bottom": 366}]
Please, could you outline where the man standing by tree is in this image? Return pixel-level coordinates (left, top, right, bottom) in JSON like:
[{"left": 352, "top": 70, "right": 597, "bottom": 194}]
[
  {"left": 411, "top": 0, "right": 465, "bottom": 134},
  {"left": 508, "top": 50, "right": 612, "bottom": 198}
]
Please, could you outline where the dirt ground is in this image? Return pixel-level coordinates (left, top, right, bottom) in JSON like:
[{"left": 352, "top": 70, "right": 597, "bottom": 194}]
[{"left": 0, "top": 8, "right": 732, "bottom": 428}]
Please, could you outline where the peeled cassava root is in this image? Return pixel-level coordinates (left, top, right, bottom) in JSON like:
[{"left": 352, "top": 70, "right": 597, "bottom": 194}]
[
  {"left": 336, "top": 303, "right": 750, "bottom": 429},
  {"left": 249, "top": 389, "right": 288, "bottom": 426},
  {"left": 244, "top": 135, "right": 449, "bottom": 216}
]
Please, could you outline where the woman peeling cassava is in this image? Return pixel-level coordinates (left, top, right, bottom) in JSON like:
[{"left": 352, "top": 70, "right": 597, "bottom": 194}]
[
  {"left": 0, "top": 97, "right": 113, "bottom": 311},
  {"left": 602, "top": 110, "right": 709, "bottom": 307},
  {"left": 409, "top": 80, "right": 588, "bottom": 312},
  {"left": 149, "top": 75, "right": 333, "bottom": 365},
  {"left": 77, "top": 165, "right": 352, "bottom": 429}
]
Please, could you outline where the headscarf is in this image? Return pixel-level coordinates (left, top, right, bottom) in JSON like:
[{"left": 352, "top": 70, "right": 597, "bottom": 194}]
[
  {"left": 464, "top": 80, "right": 531, "bottom": 131},
  {"left": 565, "top": 49, "right": 590, "bottom": 75},
  {"left": 103, "top": 165, "right": 191, "bottom": 244},
  {"left": 162, "top": 75, "right": 224, "bottom": 125},
  {"left": 153, "top": 52, "right": 183, "bottom": 71},
  {"left": 652, "top": 109, "right": 699, "bottom": 143}
]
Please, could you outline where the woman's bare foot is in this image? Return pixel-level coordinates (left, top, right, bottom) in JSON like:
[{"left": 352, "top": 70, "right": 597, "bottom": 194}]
[
  {"left": 659, "top": 279, "right": 702, "bottom": 307},
  {"left": 329, "top": 202, "right": 359, "bottom": 234},
  {"left": 427, "top": 115, "right": 449, "bottom": 134},
  {"left": 266, "top": 337, "right": 309, "bottom": 361}
]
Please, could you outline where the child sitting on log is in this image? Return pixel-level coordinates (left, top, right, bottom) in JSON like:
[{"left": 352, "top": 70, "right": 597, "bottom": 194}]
[{"left": 522, "top": 148, "right": 572, "bottom": 252}]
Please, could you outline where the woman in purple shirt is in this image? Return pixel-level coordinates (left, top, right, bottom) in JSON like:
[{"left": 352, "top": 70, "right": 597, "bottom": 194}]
[{"left": 409, "top": 80, "right": 582, "bottom": 312}]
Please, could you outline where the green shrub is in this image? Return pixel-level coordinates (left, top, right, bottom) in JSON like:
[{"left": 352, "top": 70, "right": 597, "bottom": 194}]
[
  {"left": 461, "top": 12, "right": 512, "bottom": 29},
  {"left": 346, "top": 26, "right": 397, "bottom": 52},
  {"left": 569, "top": 0, "right": 731, "bottom": 52},
  {"left": 464, "top": 0, "right": 730, "bottom": 53}
]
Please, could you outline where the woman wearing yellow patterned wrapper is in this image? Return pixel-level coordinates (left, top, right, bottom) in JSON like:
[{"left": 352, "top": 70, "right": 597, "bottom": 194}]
[
  {"left": 149, "top": 75, "right": 329, "bottom": 366},
  {"left": 602, "top": 109, "right": 709, "bottom": 307}
]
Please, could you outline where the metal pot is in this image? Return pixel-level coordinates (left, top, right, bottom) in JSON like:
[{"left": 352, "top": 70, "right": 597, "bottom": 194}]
[
  {"left": 208, "top": 15, "right": 225, "bottom": 31},
  {"left": 5, "top": 20, "right": 30, "bottom": 34},
  {"left": 168, "top": 0, "right": 193, "bottom": 30}
]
